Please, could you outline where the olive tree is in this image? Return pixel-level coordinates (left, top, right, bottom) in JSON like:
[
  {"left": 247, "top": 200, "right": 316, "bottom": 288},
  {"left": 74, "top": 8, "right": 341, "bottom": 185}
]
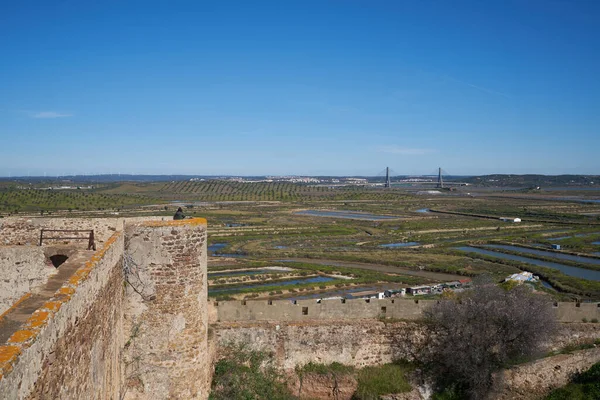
[{"left": 420, "top": 276, "right": 557, "bottom": 399}]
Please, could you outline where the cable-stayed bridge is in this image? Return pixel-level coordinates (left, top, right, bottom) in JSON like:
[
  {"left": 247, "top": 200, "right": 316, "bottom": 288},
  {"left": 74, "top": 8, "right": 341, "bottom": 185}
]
[{"left": 375, "top": 167, "right": 470, "bottom": 188}]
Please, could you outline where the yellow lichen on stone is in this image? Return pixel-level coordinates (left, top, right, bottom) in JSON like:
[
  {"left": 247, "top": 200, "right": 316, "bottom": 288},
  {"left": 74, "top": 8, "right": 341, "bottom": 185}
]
[
  {"left": 43, "top": 301, "right": 62, "bottom": 313},
  {"left": 58, "top": 287, "right": 75, "bottom": 296},
  {"left": 26, "top": 310, "right": 50, "bottom": 329},
  {"left": 7, "top": 330, "right": 36, "bottom": 344},
  {"left": 0, "top": 346, "right": 21, "bottom": 378},
  {"left": 142, "top": 218, "right": 207, "bottom": 227}
]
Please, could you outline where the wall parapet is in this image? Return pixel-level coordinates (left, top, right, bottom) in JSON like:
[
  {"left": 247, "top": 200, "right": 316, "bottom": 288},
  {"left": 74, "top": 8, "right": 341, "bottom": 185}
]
[
  {"left": 0, "top": 231, "right": 124, "bottom": 399},
  {"left": 214, "top": 299, "right": 600, "bottom": 323}
]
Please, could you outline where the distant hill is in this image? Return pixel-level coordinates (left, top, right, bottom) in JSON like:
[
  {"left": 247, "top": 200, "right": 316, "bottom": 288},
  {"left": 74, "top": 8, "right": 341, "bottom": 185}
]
[{"left": 459, "top": 174, "right": 600, "bottom": 187}]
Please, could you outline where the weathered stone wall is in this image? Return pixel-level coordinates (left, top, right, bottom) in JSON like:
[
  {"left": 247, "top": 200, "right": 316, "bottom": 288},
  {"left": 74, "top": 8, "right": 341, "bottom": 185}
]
[
  {"left": 214, "top": 299, "right": 600, "bottom": 323},
  {"left": 123, "top": 218, "right": 209, "bottom": 400},
  {"left": 214, "top": 319, "right": 600, "bottom": 398},
  {"left": 496, "top": 347, "right": 600, "bottom": 399},
  {"left": 553, "top": 301, "right": 600, "bottom": 322},
  {"left": 214, "top": 320, "right": 424, "bottom": 371},
  {"left": 214, "top": 298, "right": 432, "bottom": 322},
  {"left": 0, "top": 246, "right": 53, "bottom": 315},
  {"left": 0, "top": 232, "right": 124, "bottom": 399},
  {"left": 0, "top": 216, "right": 166, "bottom": 246}
]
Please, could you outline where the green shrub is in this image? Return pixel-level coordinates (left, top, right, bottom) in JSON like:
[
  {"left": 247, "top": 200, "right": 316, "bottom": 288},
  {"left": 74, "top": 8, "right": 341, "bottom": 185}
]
[
  {"left": 354, "top": 363, "right": 413, "bottom": 400},
  {"left": 295, "top": 362, "right": 354, "bottom": 377},
  {"left": 209, "top": 344, "right": 296, "bottom": 400},
  {"left": 545, "top": 362, "right": 600, "bottom": 400}
]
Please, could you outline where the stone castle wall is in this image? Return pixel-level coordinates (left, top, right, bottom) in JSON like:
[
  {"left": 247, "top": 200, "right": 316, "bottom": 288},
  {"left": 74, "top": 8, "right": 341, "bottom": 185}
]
[
  {"left": 0, "top": 216, "right": 167, "bottom": 246},
  {"left": 496, "top": 347, "right": 600, "bottom": 399},
  {"left": 0, "top": 232, "right": 125, "bottom": 400},
  {"left": 214, "top": 319, "right": 600, "bottom": 373},
  {"left": 214, "top": 298, "right": 600, "bottom": 323},
  {"left": 0, "top": 218, "right": 210, "bottom": 400},
  {"left": 215, "top": 320, "right": 424, "bottom": 370}
]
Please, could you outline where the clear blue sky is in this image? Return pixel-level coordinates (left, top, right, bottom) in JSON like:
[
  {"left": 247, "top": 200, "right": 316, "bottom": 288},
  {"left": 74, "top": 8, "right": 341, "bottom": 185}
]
[{"left": 1, "top": 0, "right": 599, "bottom": 176}]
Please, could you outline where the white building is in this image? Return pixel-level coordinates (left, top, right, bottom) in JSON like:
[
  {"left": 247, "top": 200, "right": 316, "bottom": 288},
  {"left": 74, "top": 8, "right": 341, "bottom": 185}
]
[{"left": 505, "top": 271, "right": 539, "bottom": 283}]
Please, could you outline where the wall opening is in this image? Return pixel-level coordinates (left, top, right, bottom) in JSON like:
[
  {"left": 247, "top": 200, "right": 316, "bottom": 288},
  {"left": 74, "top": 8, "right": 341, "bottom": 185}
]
[
  {"left": 268, "top": 300, "right": 273, "bottom": 305},
  {"left": 576, "top": 303, "right": 581, "bottom": 308},
  {"left": 302, "top": 307, "right": 308, "bottom": 315},
  {"left": 381, "top": 306, "right": 387, "bottom": 314},
  {"left": 49, "top": 254, "right": 69, "bottom": 268}
]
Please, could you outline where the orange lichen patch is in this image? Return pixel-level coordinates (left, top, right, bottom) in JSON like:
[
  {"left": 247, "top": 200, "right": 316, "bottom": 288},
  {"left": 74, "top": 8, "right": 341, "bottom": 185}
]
[
  {"left": 43, "top": 301, "right": 63, "bottom": 313},
  {"left": 68, "top": 268, "right": 93, "bottom": 286},
  {"left": 58, "top": 287, "right": 75, "bottom": 296},
  {"left": 0, "top": 345, "right": 21, "bottom": 377},
  {"left": 7, "top": 330, "right": 36, "bottom": 344},
  {"left": 0, "top": 292, "right": 32, "bottom": 322},
  {"left": 142, "top": 218, "right": 207, "bottom": 227},
  {"left": 25, "top": 310, "right": 50, "bottom": 329}
]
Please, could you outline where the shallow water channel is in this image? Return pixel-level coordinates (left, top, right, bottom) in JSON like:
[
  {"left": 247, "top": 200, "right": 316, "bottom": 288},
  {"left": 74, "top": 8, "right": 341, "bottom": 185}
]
[
  {"left": 208, "top": 243, "right": 246, "bottom": 258},
  {"left": 548, "top": 232, "right": 600, "bottom": 241},
  {"left": 456, "top": 247, "right": 600, "bottom": 281},
  {"left": 484, "top": 244, "right": 600, "bottom": 266}
]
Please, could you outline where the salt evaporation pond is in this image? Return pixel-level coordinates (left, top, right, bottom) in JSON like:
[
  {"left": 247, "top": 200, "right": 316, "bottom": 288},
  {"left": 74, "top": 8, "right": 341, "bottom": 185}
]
[
  {"left": 209, "top": 276, "right": 335, "bottom": 294},
  {"left": 208, "top": 243, "right": 246, "bottom": 258},
  {"left": 296, "top": 210, "right": 400, "bottom": 221},
  {"left": 548, "top": 232, "right": 600, "bottom": 241},
  {"left": 380, "top": 242, "right": 420, "bottom": 248},
  {"left": 456, "top": 247, "right": 600, "bottom": 281},
  {"left": 484, "top": 244, "right": 600, "bottom": 266}
]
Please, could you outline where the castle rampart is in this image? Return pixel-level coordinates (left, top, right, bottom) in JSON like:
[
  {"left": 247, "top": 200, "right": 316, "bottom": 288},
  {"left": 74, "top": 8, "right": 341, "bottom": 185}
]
[
  {"left": 213, "top": 298, "right": 600, "bottom": 323},
  {"left": 0, "top": 232, "right": 125, "bottom": 399}
]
